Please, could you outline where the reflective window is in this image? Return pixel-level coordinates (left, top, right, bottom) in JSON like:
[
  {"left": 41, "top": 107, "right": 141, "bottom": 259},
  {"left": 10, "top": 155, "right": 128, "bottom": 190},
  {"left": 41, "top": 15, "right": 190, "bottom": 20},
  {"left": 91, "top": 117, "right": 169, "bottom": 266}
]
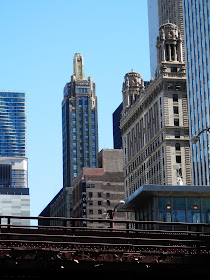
[
  {"left": 173, "top": 198, "right": 186, "bottom": 222},
  {"left": 158, "top": 198, "right": 171, "bottom": 222},
  {"left": 202, "top": 198, "right": 210, "bottom": 223},
  {"left": 187, "top": 198, "right": 201, "bottom": 223}
]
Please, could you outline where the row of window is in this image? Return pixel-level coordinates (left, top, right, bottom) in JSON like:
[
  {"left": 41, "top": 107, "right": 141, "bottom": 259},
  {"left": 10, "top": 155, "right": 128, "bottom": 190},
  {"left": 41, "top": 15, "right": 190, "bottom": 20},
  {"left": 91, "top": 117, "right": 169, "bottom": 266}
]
[
  {"left": 88, "top": 191, "right": 110, "bottom": 198},
  {"left": 78, "top": 88, "right": 88, "bottom": 93}
]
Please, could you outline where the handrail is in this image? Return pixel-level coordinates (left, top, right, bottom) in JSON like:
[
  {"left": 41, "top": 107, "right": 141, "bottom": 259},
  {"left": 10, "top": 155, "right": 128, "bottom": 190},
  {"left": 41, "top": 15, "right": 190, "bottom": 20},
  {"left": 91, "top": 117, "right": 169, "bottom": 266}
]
[{"left": 0, "top": 215, "right": 209, "bottom": 227}]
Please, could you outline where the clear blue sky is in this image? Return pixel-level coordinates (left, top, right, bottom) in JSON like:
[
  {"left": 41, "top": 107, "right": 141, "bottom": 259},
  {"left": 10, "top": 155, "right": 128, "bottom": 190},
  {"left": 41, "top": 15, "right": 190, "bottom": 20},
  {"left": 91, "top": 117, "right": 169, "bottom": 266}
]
[{"left": 0, "top": 0, "right": 150, "bottom": 217}]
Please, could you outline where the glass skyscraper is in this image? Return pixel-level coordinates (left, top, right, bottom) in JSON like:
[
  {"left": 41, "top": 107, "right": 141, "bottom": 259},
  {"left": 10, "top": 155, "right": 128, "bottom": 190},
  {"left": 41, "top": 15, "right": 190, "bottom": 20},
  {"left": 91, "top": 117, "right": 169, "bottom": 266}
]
[
  {"left": 62, "top": 54, "right": 98, "bottom": 189},
  {"left": 183, "top": 0, "right": 210, "bottom": 185},
  {"left": 0, "top": 91, "right": 26, "bottom": 157},
  {"left": 0, "top": 91, "right": 29, "bottom": 225}
]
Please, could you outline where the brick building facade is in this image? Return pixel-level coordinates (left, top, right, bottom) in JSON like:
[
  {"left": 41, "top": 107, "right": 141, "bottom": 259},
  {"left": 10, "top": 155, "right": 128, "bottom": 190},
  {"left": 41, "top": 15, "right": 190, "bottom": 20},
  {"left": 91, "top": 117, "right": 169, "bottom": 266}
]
[{"left": 72, "top": 149, "right": 125, "bottom": 228}]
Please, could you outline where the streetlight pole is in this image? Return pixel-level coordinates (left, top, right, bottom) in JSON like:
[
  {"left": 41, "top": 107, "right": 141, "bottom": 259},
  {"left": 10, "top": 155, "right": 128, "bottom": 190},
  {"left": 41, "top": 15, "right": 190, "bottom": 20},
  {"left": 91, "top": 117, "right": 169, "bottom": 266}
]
[
  {"left": 106, "top": 200, "right": 125, "bottom": 229},
  {"left": 191, "top": 126, "right": 210, "bottom": 144}
]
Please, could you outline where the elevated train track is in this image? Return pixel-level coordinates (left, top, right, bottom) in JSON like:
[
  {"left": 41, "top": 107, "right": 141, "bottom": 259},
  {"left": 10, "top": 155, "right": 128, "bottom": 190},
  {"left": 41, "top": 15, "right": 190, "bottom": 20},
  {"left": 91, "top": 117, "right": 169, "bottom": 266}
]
[{"left": 0, "top": 216, "right": 210, "bottom": 276}]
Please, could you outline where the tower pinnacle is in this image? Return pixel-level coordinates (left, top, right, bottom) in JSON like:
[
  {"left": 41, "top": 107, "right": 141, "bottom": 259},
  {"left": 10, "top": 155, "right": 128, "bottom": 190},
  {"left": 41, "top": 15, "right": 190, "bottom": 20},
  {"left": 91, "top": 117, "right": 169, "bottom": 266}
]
[{"left": 73, "top": 53, "right": 85, "bottom": 80}]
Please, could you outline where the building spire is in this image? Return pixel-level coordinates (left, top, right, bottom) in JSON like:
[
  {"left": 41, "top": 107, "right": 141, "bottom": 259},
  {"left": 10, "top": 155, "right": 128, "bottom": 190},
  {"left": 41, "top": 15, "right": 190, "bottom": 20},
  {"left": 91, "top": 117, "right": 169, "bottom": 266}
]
[{"left": 73, "top": 53, "right": 85, "bottom": 80}]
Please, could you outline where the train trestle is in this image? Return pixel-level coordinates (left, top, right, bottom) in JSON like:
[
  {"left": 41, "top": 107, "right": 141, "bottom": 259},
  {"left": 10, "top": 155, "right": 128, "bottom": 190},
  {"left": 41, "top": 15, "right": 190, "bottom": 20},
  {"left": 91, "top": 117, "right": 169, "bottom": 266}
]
[{"left": 0, "top": 216, "right": 210, "bottom": 276}]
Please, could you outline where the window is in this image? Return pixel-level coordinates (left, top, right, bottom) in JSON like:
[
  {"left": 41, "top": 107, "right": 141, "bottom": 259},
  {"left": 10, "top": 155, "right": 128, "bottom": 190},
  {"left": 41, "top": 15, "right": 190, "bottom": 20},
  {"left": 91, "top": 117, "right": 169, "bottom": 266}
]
[
  {"left": 107, "top": 200, "right": 110, "bottom": 206},
  {"left": 174, "top": 131, "right": 180, "bottom": 138},
  {"left": 91, "top": 184, "right": 95, "bottom": 188},
  {"left": 173, "top": 106, "right": 179, "bottom": 114},
  {"left": 89, "top": 209, "right": 93, "bottom": 214},
  {"left": 174, "top": 118, "right": 179, "bottom": 126},
  {"left": 176, "top": 155, "right": 181, "bottom": 163},
  {"left": 98, "top": 192, "right": 101, "bottom": 198},
  {"left": 89, "top": 200, "right": 93, "bottom": 206},
  {"left": 158, "top": 198, "right": 171, "bottom": 222},
  {"left": 175, "top": 143, "right": 181, "bottom": 151},
  {"left": 171, "top": 67, "right": 177, "bottom": 72},
  {"left": 168, "top": 82, "right": 173, "bottom": 89},
  {"left": 173, "top": 198, "right": 186, "bottom": 222},
  {"left": 202, "top": 198, "right": 210, "bottom": 223},
  {"left": 173, "top": 94, "right": 178, "bottom": 102},
  {"left": 89, "top": 192, "right": 92, "bottom": 198},
  {"left": 98, "top": 201, "right": 102, "bottom": 206},
  {"left": 106, "top": 193, "right": 110, "bottom": 198},
  {"left": 98, "top": 209, "right": 102, "bottom": 214},
  {"left": 187, "top": 198, "right": 201, "bottom": 223}
]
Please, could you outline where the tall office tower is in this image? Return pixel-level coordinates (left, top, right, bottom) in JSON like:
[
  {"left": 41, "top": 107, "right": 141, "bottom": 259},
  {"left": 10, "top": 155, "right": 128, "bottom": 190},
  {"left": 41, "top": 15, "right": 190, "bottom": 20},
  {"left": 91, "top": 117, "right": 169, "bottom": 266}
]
[
  {"left": 0, "top": 91, "right": 30, "bottom": 225},
  {"left": 148, "top": 0, "right": 184, "bottom": 78},
  {"left": 113, "top": 103, "right": 123, "bottom": 149},
  {"left": 120, "top": 23, "right": 191, "bottom": 199},
  {"left": 62, "top": 54, "right": 98, "bottom": 189},
  {"left": 183, "top": 0, "right": 210, "bottom": 185}
]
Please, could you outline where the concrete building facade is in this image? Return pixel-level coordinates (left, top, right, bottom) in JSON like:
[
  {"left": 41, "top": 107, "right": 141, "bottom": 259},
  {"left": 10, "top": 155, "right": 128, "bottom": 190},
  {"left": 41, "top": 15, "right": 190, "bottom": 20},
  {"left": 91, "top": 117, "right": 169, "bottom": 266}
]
[{"left": 120, "top": 23, "right": 191, "bottom": 201}]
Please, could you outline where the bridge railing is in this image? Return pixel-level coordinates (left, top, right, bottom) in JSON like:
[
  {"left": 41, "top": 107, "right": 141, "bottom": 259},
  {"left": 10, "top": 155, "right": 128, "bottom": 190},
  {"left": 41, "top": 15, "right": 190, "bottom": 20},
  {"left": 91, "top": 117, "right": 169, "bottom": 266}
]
[
  {"left": 0, "top": 215, "right": 209, "bottom": 257},
  {"left": 0, "top": 215, "right": 209, "bottom": 233}
]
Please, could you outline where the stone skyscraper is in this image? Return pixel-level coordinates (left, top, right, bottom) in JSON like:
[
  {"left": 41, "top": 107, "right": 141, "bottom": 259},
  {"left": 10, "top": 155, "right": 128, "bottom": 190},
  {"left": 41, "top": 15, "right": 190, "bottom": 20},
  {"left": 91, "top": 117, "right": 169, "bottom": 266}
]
[
  {"left": 148, "top": 0, "right": 184, "bottom": 78},
  {"left": 39, "top": 54, "right": 98, "bottom": 221},
  {"left": 121, "top": 23, "right": 191, "bottom": 200},
  {"left": 62, "top": 54, "right": 98, "bottom": 188}
]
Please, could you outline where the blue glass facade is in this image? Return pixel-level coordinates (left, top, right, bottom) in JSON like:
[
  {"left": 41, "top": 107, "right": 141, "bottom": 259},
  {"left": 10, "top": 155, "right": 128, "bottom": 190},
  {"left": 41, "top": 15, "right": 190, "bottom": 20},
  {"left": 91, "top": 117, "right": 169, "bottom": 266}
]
[
  {"left": 0, "top": 91, "right": 26, "bottom": 157},
  {"left": 183, "top": 0, "right": 210, "bottom": 185}
]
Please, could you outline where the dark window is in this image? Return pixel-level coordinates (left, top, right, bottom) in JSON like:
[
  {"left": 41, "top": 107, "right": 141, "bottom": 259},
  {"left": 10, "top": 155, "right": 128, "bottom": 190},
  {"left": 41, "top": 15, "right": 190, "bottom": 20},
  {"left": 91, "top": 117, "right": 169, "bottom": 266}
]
[
  {"left": 98, "top": 201, "right": 102, "bottom": 206},
  {"left": 174, "top": 118, "right": 180, "bottom": 126},
  {"left": 168, "top": 82, "right": 173, "bottom": 89},
  {"left": 175, "top": 131, "right": 180, "bottom": 138},
  {"left": 98, "top": 192, "right": 101, "bottom": 198},
  {"left": 89, "top": 192, "right": 92, "bottom": 198},
  {"left": 171, "top": 67, "right": 177, "bottom": 72},
  {"left": 107, "top": 200, "right": 110, "bottom": 206},
  {"left": 176, "top": 156, "right": 181, "bottom": 163},
  {"left": 173, "top": 106, "right": 179, "bottom": 114},
  {"left": 175, "top": 143, "right": 181, "bottom": 151},
  {"left": 173, "top": 94, "right": 178, "bottom": 102}
]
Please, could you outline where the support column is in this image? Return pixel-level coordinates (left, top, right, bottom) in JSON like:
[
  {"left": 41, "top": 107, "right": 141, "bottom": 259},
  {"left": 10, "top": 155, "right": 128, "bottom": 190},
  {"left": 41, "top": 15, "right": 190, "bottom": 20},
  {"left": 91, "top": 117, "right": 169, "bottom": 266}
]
[
  {"left": 174, "top": 44, "right": 177, "bottom": 61},
  {"left": 168, "top": 45, "right": 172, "bottom": 61},
  {"left": 162, "top": 43, "right": 166, "bottom": 61}
]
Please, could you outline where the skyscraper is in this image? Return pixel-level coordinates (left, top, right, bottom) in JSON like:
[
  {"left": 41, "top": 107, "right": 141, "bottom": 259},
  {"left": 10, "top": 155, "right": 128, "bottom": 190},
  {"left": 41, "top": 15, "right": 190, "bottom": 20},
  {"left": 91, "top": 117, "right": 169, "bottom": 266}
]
[
  {"left": 39, "top": 54, "right": 98, "bottom": 221},
  {"left": 0, "top": 91, "right": 30, "bottom": 225},
  {"left": 183, "top": 0, "right": 210, "bottom": 185},
  {"left": 0, "top": 91, "right": 27, "bottom": 188},
  {"left": 121, "top": 23, "right": 191, "bottom": 200},
  {"left": 112, "top": 102, "right": 123, "bottom": 149},
  {"left": 62, "top": 54, "right": 98, "bottom": 188},
  {"left": 148, "top": 0, "right": 184, "bottom": 78}
]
